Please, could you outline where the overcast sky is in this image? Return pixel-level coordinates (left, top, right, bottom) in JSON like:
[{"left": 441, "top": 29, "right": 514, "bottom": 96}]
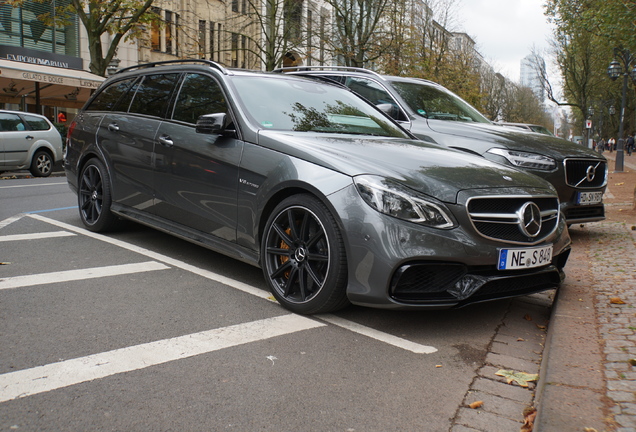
[{"left": 456, "top": 0, "right": 554, "bottom": 82}]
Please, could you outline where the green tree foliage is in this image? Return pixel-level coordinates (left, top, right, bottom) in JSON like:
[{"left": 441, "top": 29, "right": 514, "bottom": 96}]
[{"left": 544, "top": 0, "right": 636, "bottom": 136}]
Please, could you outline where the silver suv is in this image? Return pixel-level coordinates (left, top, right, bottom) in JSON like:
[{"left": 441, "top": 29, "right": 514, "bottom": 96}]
[
  {"left": 0, "top": 109, "right": 63, "bottom": 177},
  {"left": 279, "top": 67, "right": 608, "bottom": 225},
  {"left": 64, "top": 60, "right": 571, "bottom": 314}
]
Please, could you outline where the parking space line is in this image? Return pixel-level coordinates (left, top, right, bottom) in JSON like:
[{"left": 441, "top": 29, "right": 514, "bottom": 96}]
[
  {"left": 0, "top": 314, "right": 325, "bottom": 403},
  {"left": 0, "top": 182, "right": 67, "bottom": 189},
  {"left": 0, "top": 231, "right": 75, "bottom": 242},
  {"left": 0, "top": 261, "right": 169, "bottom": 290},
  {"left": 27, "top": 214, "right": 272, "bottom": 301},
  {"left": 26, "top": 214, "right": 437, "bottom": 355},
  {"left": 319, "top": 314, "right": 438, "bottom": 354}
]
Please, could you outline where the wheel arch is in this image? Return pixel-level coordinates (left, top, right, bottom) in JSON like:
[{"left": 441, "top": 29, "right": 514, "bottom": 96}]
[{"left": 256, "top": 183, "right": 349, "bottom": 266}]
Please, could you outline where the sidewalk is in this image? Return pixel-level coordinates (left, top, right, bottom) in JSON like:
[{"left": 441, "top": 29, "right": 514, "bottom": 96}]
[{"left": 535, "top": 151, "right": 636, "bottom": 431}]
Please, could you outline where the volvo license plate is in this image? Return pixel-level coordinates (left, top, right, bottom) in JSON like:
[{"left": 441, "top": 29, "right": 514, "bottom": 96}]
[
  {"left": 577, "top": 191, "right": 603, "bottom": 205},
  {"left": 497, "top": 245, "right": 553, "bottom": 270}
]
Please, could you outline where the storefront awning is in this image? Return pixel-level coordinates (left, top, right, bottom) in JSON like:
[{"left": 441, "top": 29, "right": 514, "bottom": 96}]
[{"left": 0, "top": 59, "right": 106, "bottom": 108}]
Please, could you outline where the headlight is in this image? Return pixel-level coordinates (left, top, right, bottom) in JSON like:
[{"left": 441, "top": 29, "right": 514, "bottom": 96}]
[
  {"left": 354, "top": 175, "right": 456, "bottom": 229},
  {"left": 487, "top": 148, "right": 557, "bottom": 170}
]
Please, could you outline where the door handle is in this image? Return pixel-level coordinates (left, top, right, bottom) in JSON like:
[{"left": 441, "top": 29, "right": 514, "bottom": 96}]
[
  {"left": 25, "top": 135, "right": 34, "bottom": 140},
  {"left": 158, "top": 135, "right": 174, "bottom": 147},
  {"left": 108, "top": 123, "right": 120, "bottom": 132}
]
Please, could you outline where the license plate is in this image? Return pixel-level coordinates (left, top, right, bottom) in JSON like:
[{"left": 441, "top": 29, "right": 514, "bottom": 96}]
[
  {"left": 497, "top": 245, "right": 553, "bottom": 270},
  {"left": 577, "top": 191, "right": 603, "bottom": 205}
]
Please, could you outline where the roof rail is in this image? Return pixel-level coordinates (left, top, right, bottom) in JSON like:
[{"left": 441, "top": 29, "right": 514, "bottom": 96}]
[
  {"left": 114, "top": 59, "right": 229, "bottom": 76},
  {"left": 272, "top": 66, "right": 386, "bottom": 80}
]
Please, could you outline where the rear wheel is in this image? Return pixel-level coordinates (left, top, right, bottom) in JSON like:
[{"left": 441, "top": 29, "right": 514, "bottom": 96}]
[
  {"left": 78, "top": 158, "right": 120, "bottom": 232},
  {"left": 30, "top": 150, "right": 53, "bottom": 177},
  {"left": 262, "top": 195, "right": 349, "bottom": 314}
]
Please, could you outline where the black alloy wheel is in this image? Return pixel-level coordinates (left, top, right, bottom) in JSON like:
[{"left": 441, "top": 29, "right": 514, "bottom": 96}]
[
  {"left": 30, "top": 150, "right": 53, "bottom": 177},
  {"left": 78, "top": 158, "right": 119, "bottom": 232},
  {"left": 262, "top": 195, "right": 349, "bottom": 314}
]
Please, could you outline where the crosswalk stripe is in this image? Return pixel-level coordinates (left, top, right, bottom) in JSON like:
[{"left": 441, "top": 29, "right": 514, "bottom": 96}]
[
  {"left": 0, "top": 261, "right": 169, "bottom": 290},
  {"left": 0, "top": 231, "right": 75, "bottom": 242},
  {"left": 0, "top": 314, "right": 325, "bottom": 403}
]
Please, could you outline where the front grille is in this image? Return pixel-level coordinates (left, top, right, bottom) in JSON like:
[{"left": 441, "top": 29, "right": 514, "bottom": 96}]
[
  {"left": 564, "top": 159, "right": 607, "bottom": 188},
  {"left": 467, "top": 196, "right": 560, "bottom": 244},
  {"left": 564, "top": 205, "right": 604, "bottom": 220}
]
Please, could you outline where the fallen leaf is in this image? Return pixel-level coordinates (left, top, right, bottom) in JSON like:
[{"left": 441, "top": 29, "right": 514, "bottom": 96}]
[
  {"left": 524, "top": 314, "right": 532, "bottom": 321},
  {"left": 517, "top": 338, "right": 525, "bottom": 342},
  {"left": 521, "top": 407, "right": 537, "bottom": 432},
  {"left": 583, "top": 428, "right": 598, "bottom": 432},
  {"left": 629, "top": 359, "right": 636, "bottom": 366},
  {"left": 435, "top": 365, "right": 443, "bottom": 368},
  {"left": 536, "top": 324, "right": 546, "bottom": 330},
  {"left": 610, "top": 297, "right": 626, "bottom": 305},
  {"left": 469, "top": 401, "right": 483, "bottom": 409},
  {"left": 615, "top": 182, "right": 625, "bottom": 186},
  {"left": 0, "top": 262, "right": 10, "bottom": 265},
  {"left": 495, "top": 369, "right": 539, "bottom": 387}
]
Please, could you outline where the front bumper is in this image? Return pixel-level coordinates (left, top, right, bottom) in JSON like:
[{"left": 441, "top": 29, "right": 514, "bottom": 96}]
[{"left": 329, "top": 185, "right": 572, "bottom": 309}]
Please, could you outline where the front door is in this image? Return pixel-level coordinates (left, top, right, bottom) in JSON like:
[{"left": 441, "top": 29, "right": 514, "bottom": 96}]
[{"left": 153, "top": 72, "right": 243, "bottom": 242}]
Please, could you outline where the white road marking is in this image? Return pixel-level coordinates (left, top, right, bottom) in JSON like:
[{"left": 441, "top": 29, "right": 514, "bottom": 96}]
[
  {"left": 25, "top": 214, "right": 437, "bottom": 354},
  {"left": 0, "top": 261, "right": 169, "bottom": 290},
  {"left": 0, "top": 231, "right": 75, "bottom": 242},
  {"left": 0, "top": 214, "right": 25, "bottom": 230},
  {"left": 27, "top": 214, "right": 272, "bottom": 300},
  {"left": 0, "top": 182, "right": 67, "bottom": 189},
  {"left": 319, "top": 314, "right": 438, "bottom": 354},
  {"left": 0, "top": 314, "right": 325, "bottom": 403}
]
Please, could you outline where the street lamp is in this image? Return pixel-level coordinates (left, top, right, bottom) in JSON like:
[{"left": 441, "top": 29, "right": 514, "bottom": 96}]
[{"left": 607, "top": 48, "right": 636, "bottom": 172}]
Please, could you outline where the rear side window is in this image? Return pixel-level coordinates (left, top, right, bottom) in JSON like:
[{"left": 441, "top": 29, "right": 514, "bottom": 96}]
[
  {"left": 0, "top": 113, "right": 26, "bottom": 131},
  {"left": 86, "top": 78, "right": 136, "bottom": 111},
  {"left": 129, "top": 73, "right": 180, "bottom": 117},
  {"left": 171, "top": 73, "right": 228, "bottom": 124},
  {"left": 22, "top": 114, "right": 51, "bottom": 131}
]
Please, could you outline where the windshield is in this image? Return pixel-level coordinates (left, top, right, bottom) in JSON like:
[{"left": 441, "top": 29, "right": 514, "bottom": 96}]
[
  {"left": 390, "top": 80, "right": 491, "bottom": 124},
  {"left": 230, "top": 76, "right": 410, "bottom": 138}
]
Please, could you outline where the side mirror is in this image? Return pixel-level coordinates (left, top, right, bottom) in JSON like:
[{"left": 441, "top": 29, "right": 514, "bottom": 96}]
[
  {"left": 196, "top": 113, "right": 227, "bottom": 134},
  {"left": 376, "top": 103, "right": 397, "bottom": 119}
]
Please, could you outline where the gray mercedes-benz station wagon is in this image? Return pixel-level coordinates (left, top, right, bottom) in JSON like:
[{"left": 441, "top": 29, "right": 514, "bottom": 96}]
[
  {"left": 279, "top": 67, "right": 607, "bottom": 225},
  {"left": 64, "top": 60, "right": 571, "bottom": 314}
]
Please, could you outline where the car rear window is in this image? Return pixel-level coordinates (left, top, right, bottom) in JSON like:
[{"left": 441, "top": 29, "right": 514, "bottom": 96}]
[{"left": 22, "top": 114, "right": 51, "bottom": 131}]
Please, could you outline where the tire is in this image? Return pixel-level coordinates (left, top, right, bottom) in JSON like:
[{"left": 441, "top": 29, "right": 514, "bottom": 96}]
[
  {"left": 29, "top": 150, "right": 53, "bottom": 177},
  {"left": 78, "top": 158, "right": 120, "bottom": 232},
  {"left": 262, "top": 195, "right": 349, "bottom": 314}
]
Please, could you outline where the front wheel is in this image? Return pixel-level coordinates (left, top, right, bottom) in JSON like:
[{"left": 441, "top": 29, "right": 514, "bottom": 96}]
[
  {"left": 262, "top": 195, "right": 349, "bottom": 314},
  {"left": 78, "top": 158, "right": 120, "bottom": 232}
]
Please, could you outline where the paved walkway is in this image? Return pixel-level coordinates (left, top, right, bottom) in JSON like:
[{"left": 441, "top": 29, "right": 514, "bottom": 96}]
[{"left": 536, "top": 152, "right": 636, "bottom": 432}]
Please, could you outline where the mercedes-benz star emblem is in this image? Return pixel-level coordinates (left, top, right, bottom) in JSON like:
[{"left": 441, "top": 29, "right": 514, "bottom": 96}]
[
  {"left": 586, "top": 165, "right": 597, "bottom": 182},
  {"left": 518, "top": 202, "right": 542, "bottom": 238}
]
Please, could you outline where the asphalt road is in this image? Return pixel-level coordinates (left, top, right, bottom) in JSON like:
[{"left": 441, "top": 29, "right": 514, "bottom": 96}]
[{"left": 0, "top": 175, "right": 536, "bottom": 431}]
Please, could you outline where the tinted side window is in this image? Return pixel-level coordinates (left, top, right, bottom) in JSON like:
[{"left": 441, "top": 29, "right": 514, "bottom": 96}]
[
  {"left": 129, "top": 73, "right": 180, "bottom": 117},
  {"left": 86, "top": 78, "right": 136, "bottom": 111},
  {"left": 345, "top": 77, "right": 407, "bottom": 122},
  {"left": 0, "top": 113, "right": 26, "bottom": 131},
  {"left": 23, "top": 114, "right": 51, "bottom": 131},
  {"left": 171, "top": 73, "right": 228, "bottom": 124}
]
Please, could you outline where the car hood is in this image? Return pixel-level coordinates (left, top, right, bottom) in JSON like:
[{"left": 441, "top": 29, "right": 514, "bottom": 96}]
[
  {"left": 257, "top": 130, "right": 554, "bottom": 203},
  {"left": 425, "top": 119, "right": 604, "bottom": 160}
]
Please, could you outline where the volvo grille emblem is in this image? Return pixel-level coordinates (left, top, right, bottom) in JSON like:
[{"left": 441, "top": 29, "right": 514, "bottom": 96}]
[
  {"left": 585, "top": 165, "right": 597, "bottom": 182},
  {"left": 517, "top": 202, "right": 542, "bottom": 238}
]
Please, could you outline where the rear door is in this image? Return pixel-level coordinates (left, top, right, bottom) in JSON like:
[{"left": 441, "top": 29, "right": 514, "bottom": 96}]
[{"left": 97, "top": 73, "right": 180, "bottom": 209}]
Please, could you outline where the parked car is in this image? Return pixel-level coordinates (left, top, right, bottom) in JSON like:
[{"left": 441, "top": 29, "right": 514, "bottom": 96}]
[
  {"left": 278, "top": 67, "right": 607, "bottom": 225},
  {"left": 64, "top": 60, "right": 571, "bottom": 314},
  {"left": 496, "top": 122, "right": 554, "bottom": 136},
  {"left": 0, "top": 109, "right": 63, "bottom": 177}
]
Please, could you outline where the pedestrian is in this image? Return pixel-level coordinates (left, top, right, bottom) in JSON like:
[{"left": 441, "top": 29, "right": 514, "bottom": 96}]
[
  {"left": 598, "top": 138, "right": 605, "bottom": 154},
  {"left": 57, "top": 111, "right": 66, "bottom": 123},
  {"left": 627, "top": 133, "right": 634, "bottom": 156},
  {"left": 609, "top": 137, "right": 615, "bottom": 152}
]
